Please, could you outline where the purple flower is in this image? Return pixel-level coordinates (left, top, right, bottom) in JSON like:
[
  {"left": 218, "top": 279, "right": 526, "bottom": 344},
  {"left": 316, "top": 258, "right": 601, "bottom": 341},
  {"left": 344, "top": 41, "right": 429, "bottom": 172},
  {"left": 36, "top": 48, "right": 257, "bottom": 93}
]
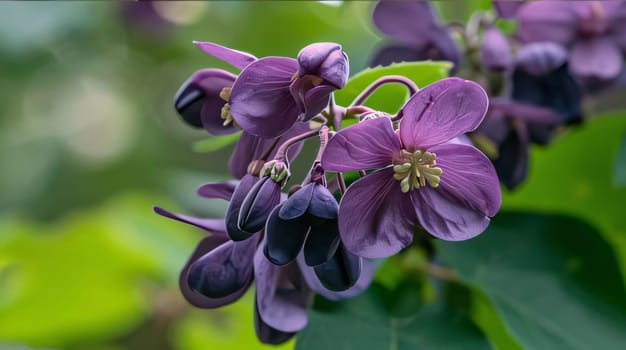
[
  {"left": 173, "top": 68, "right": 238, "bottom": 135},
  {"left": 370, "top": 0, "right": 460, "bottom": 68},
  {"left": 194, "top": 42, "right": 348, "bottom": 137},
  {"left": 492, "top": 0, "right": 525, "bottom": 19},
  {"left": 516, "top": 0, "right": 626, "bottom": 80},
  {"left": 480, "top": 26, "right": 513, "bottom": 72},
  {"left": 321, "top": 78, "right": 501, "bottom": 258}
]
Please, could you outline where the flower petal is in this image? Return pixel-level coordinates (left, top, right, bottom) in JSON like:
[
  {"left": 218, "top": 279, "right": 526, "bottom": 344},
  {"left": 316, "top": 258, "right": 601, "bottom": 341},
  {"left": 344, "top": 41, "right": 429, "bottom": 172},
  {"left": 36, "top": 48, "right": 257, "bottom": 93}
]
[
  {"left": 186, "top": 235, "right": 257, "bottom": 299},
  {"left": 179, "top": 236, "right": 249, "bottom": 309},
  {"left": 279, "top": 183, "right": 315, "bottom": 220},
  {"left": 229, "top": 57, "right": 300, "bottom": 138},
  {"left": 570, "top": 38, "right": 623, "bottom": 80},
  {"left": 265, "top": 205, "right": 310, "bottom": 265},
  {"left": 480, "top": 26, "right": 512, "bottom": 72},
  {"left": 254, "top": 248, "right": 311, "bottom": 333},
  {"left": 313, "top": 244, "right": 361, "bottom": 292},
  {"left": 239, "top": 176, "right": 281, "bottom": 233},
  {"left": 308, "top": 184, "right": 339, "bottom": 220},
  {"left": 369, "top": 44, "right": 424, "bottom": 67},
  {"left": 193, "top": 41, "right": 257, "bottom": 70},
  {"left": 516, "top": 2, "right": 579, "bottom": 44},
  {"left": 491, "top": 122, "right": 530, "bottom": 191},
  {"left": 412, "top": 188, "right": 490, "bottom": 241},
  {"left": 398, "top": 78, "right": 488, "bottom": 149},
  {"left": 297, "top": 42, "right": 348, "bottom": 88},
  {"left": 196, "top": 180, "right": 238, "bottom": 201},
  {"left": 372, "top": 0, "right": 438, "bottom": 48},
  {"left": 225, "top": 175, "right": 259, "bottom": 241},
  {"left": 253, "top": 301, "right": 296, "bottom": 345},
  {"left": 493, "top": 0, "right": 523, "bottom": 18},
  {"left": 298, "top": 254, "right": 374, "bottom": 301},
  {"left": 290, "top": 79, "right": 334, "bottom": 121},
  {"left": 303, "top": 219, "right": 340, "bottom": 266},
  {"left": 338, "top": 168, "right": 417, "bottom": 259},
  {"left": 321, "top": 117, "right": 401, "bottom": 172},
  {"left": 153, "top": 206, "right": 226, "bottom": 233},
  {"left": 430, "top": 143, "right": 501, "bottom": 217},
  {"left": 188, "top": 69, "right": 238, "bottom": 135}
]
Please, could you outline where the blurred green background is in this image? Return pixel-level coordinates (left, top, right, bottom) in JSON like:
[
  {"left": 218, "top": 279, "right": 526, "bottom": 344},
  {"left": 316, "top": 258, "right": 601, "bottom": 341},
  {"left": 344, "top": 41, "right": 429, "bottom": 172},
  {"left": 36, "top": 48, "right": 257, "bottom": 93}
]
[{"left": 0, "top": 1, "right": 625, "bottom": 350}]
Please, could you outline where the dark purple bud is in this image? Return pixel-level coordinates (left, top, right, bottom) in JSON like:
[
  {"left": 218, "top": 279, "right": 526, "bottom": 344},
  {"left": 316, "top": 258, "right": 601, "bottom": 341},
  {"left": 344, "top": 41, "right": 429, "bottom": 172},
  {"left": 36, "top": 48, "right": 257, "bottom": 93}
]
[
  {"left": 481, "top": 117, "right": 529, "bottom": 190},
  {"left": 313, "top": 244, "right": 361, "bottom": 292},
  {"left": 297, "top": 42, "right": 349, "bottom": 89},
  {"left": 480, "top": 26, "right": 512, "bottom": 72},
  {"left": 186, "top": 234, "right": 258, "bottom": 300},
  {"left": 515, "top": 42, "right": 567, "bottom": 76},
  {"left": 253, "top": 300, "right": 296, "bottom": 345},
  {"left": 278, "top": 183, "right": 338, "bottom": 221},
  {"left": 153, "top": 206, "right": 226, "bottom": 233},
  {"left": 225, "top": 175, "right": 259, "bottom": 241},
  {"left": 254, "top": 247, "right": 311, "bottom": 334},
  {"left": 238, "top": 176, "right": 282, "bottom": 233},
  {"left": 264, "top": 205, "right": 310, "bottom": 265},
  {"left": 298, "top": 254, "right": 374, "bottom": 301},
  {"left": 173, "top": 69, "right": 238, "bottom": 135},
  {"left": 303, "top": 219, "right": 340, "bottom": 266}
]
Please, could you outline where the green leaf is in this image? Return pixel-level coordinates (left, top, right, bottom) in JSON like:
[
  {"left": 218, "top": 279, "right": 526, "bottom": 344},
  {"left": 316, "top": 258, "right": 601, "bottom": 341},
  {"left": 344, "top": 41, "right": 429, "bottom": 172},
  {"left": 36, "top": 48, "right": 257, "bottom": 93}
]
[
  {"left": 296, "top": 283, "right": 490, "bottom": 350},
  {"left": 192, "top": 133, "right": 240, "bottom": 153},
  {"left": 614, "top": 133, "right": 626, "bottom": 188},
  {"left": 438, "top": 212, "right": 626, "bottom": 350},
  {"left": 334, "top": 61, "right": 452, "bottom": 113}
]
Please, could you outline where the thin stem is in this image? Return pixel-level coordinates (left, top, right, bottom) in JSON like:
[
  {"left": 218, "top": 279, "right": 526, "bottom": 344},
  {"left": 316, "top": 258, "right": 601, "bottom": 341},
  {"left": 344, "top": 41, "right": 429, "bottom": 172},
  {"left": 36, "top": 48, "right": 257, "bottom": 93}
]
[
  {"left": 328, "top": 94, "right": 343, "bottom": 131},
  {"left": 314, "top": 126, "right": 329, "bottom": 162},
  {"left": 336, "top": 172, "right": 347, "bottom": 194},
  {"left": 350, "top": 75, "right": 419, "bottom": 106},
  {"left": 274, "top": 128, "right": 321, "bottom": 162}
]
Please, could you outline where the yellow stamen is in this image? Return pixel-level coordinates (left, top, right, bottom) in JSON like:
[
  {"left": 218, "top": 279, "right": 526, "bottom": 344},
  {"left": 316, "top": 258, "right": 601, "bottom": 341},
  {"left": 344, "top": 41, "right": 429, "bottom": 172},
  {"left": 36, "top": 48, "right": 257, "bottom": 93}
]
[{"left": 393, "top": 150, "right": 442, "bottom": 193}]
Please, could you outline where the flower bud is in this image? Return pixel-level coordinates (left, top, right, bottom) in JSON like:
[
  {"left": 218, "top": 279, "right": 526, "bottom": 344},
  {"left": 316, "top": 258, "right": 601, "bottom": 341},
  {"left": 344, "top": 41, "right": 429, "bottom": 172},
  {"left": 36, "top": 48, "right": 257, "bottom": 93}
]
[
  {"left": 515, "top": 42, "right": 567, "bottom": 76},
  {"left": 297, "top": 42, "right": 349, "bottom": 88},
  {"left": 480, "top": 26, "right": 512, "bottom": 72}
]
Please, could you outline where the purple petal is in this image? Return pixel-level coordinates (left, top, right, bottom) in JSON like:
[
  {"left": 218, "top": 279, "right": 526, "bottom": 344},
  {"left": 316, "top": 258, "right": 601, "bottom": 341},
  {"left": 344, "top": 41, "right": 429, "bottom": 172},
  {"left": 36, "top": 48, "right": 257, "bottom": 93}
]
[
  {"left": 187, "top": 235, "right": 257, "bottom": 299},
  {"left": 308, "top": 184, "right": 339, "bottom": 220},
  {"left": 225, "top": 175, "right": 259, "bottom": 241},
  {"left": 254, "top": 247, "right": 311, "bottom": 333},
  {"left": 303, "top": 219, "right": 340, "bottom": 266},
  {"left": 253, "top": 301, "right": 296, "bottom": 345},
  {"left": 430, "top": 144, "right": 501, "bottom": 217},
  {"left": 516, "top": 2, "right": 579, "bottom": 44},
  {"left": 297, "top": 42, "right": 349, "bottom": 88},
  {"left": 290, "top": 79, "right": 334, "bottom": 121},
  {"left": 398, "top": 78, "right": 488, "bottom": 150},
  {"left": 372, "top": 0, "right": 438, "bottom": 48},
  {"left": 412, "top": 187, "right": 491, "bottom": 241},
  {"left": 279, "top": 183, "right": 315, "bottom": 220},
  {"left": 515, "top": 42, "right": 568, "bottom": 76},
  {"left": 570, "top": 38, "right": 623, "bottom": 80},
  {"left": 238, "top": 176, "right": 281, "bottom": 233},
  {"left": 490, "top": 99, "right": 561, "bottom": 124},
  {"left": 265, "top": 205, "right": 310, "bottom": 265},
  {"left": 153, "top": 206, "right": 227, "bottom": 233},
  {"left": 313, "top": 244, "right": 361, "bottom": 292},
  {"left": 429, "top": 26, "right": 461, "bottom": 67},
  {"left": 491, "top": 121, "right": 530, "bottom": 190},
  {"left": 493, "top": 0, "right": 524, "bottom": 18},
  {"left": 228, "top": 122, "right": 309, "bottom": 179},
  {"left": 338, "top": 168, "right": 417, "bottom": 259},
  {"left": 480, "top": 26, "right": 512, "bottom": 72},
  {"left": 229, "top": 57, "right": 300, "bottom": 138},
  {"left": 196, "top": 180, "right": 238, "bottom": 201},
  {"left": 321, "top": 117, "right": 401, "bottom": 172},
  {"left": 193, "top": 41, "right": 257, "bottom": 70},
  {"left": 298, "top": 255, "right": 374, "bottom": 301},
  {"left": 179, "top": 236, "right": 249, "bottom": 309},
  {"left": 192, "top": 69, "right": 238, "bottom": 135},
  {"left": 369, "top": 44, "right": 424, "bottom": 67}
]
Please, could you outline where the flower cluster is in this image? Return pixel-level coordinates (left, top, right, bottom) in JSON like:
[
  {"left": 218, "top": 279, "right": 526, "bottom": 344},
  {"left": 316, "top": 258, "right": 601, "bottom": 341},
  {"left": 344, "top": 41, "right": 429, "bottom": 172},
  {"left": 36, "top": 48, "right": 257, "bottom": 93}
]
[
  {"left": 157, "top": 39, "right": 501, "bottom": 343},
  {"left": 371, "top": 0, "right": 626, "bottom": 190}
]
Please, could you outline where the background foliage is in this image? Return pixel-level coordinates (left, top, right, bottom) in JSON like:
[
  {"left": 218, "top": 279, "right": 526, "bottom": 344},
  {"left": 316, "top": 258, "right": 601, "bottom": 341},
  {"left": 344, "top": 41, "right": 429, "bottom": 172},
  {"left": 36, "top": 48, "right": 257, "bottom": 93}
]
[{"left": 0, "top": 1, "right": 624, "bottom": 349}]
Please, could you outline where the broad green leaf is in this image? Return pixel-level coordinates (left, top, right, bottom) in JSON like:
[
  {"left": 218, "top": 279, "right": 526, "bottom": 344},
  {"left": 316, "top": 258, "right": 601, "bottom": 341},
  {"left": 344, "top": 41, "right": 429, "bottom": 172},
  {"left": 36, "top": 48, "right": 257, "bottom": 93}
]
[
  {"left": 438, "top": 212, "right": 626, "bottom": 350},
  {"left": 614, "top": 133, "right": 626, "bottom": 188},
  {"left": 334, "top": 62, "right": 452, "bottom": 114},
  {"left": 192, "top": 133, "right": 240, "bottom": 153},
  {"left": 296, "top": 283, "right": 490, "bottom": 350}
]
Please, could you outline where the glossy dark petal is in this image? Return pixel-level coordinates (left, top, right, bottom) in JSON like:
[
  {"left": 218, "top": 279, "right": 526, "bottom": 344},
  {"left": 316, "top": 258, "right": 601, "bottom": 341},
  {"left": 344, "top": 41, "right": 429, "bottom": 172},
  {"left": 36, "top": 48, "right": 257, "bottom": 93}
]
[
  {"left": 515, "top": 42, "right": 568, "bottom": 76},
  {"left": 308, "top": 184, "right": 339, "bottom": 220},
  {"left": 265, "top": 205, "right": 310, "bottom": 265},
  {"left": 153, "top": 206, "right": 227, "bottom": 233},
  {"left": 225, "top": 175, "right": 259, "bottom": 241},
  {"left": 303, "top": 219, "right": 340, "bottom": 266},
  {"left": 179, "top": 236, "right": 249, "bottom": 309},
  {"left": 187, "top": 234, "right": 257, "bottom": 299},
  {"left": 313, "top": 244, "right": 361, "bottom": 292},
  {"left": 298, "top": 254, "right": 374, "bottom": 301},
  {"left": 196, "top": 180, "right": 238, "bottom": 201},
  {"left": 254, "top": 247, "right": 311, "bottom": 332},
  {"left": 239, "top": 176, "right": 281, "bottom": 233},
  {"left": 278, "top": 183, "right": 315, "bottom": 220},
  {"left": 253, "top": 300, "right": 296, "bottom": 345},
  {"left": 369, "top": 43, "right": 423, "bottom": 67},
  {"left": 492, "top": 122, "right": 530, "bottom": 190}
]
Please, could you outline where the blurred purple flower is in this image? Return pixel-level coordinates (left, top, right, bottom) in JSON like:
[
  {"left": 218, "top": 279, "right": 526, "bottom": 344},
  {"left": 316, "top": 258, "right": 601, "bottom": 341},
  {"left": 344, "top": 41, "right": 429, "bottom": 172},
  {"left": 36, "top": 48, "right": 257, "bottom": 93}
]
[
  {"left": 321, "top": 78, "right": 501, "bottom": 258},
  {"left": 194, "top": 42, "right": 348, "bottom": 137},
  {"left": 492, "top": 0, "right": 525, "bottom": 19},
  {"left": 480, "top": 26, "right": 513, "bottom": 72},
  {"left": 370, "top": 0, "right": 460, "bottom": 68},
  {"left": 516, "top": 0, "right": 626, "bottom": 79}
]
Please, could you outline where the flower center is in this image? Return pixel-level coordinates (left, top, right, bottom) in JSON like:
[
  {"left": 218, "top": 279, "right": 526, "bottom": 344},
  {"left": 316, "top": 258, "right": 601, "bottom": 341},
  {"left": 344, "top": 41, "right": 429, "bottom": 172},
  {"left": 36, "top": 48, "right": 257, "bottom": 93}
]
[{"left": 393, "top": 150, "right": 442, "bottom": 193}]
